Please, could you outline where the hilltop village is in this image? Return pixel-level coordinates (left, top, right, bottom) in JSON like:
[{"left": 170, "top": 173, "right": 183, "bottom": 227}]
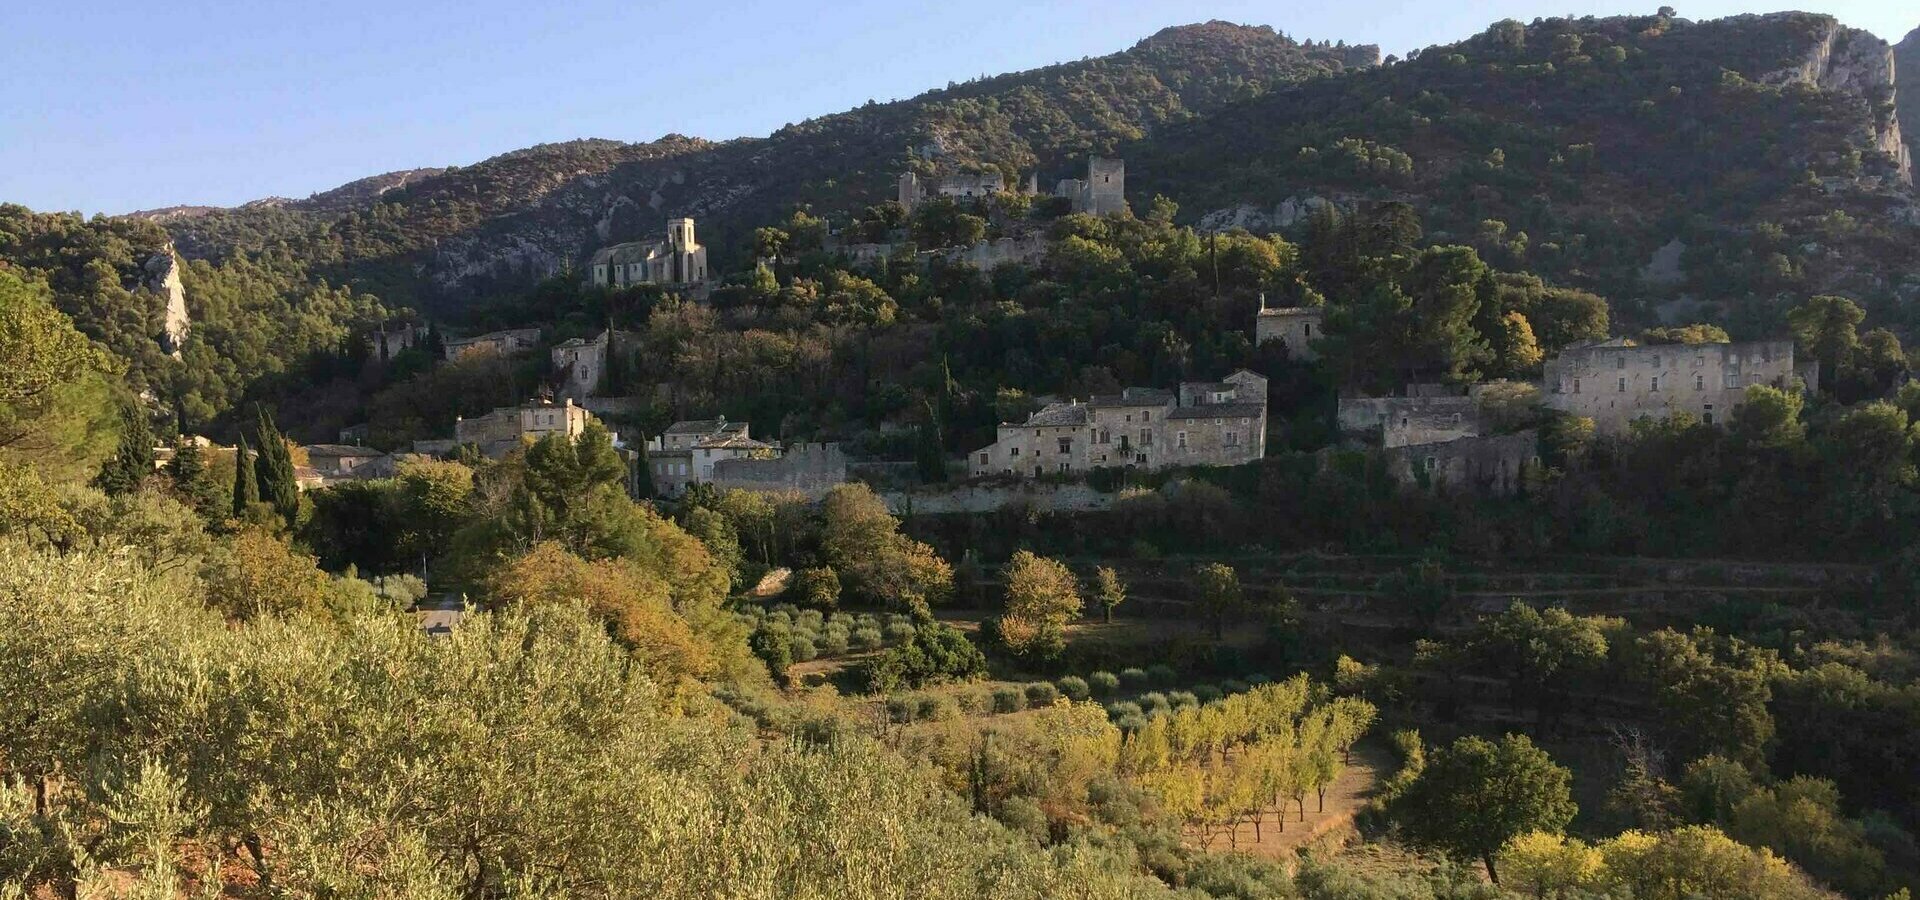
[{"left": 7, "top": 10, "right": 1920, "bottom": 899}]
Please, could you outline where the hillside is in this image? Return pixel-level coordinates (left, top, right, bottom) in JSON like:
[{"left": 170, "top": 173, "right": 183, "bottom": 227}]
[
  {"left": 151, "top": 23, "right": 1374, "bottom": 311},
  {"left": 1129, "top": 12, "right": 1920, "bottom": 333}
]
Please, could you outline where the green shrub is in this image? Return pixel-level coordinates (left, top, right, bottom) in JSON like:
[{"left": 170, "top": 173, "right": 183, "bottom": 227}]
[
  {"left": 851, "top": 627, "right": 885, "bottom": 650},
  {"left": 956, "top": 688, "right": 990, "bottom": 714},
  {"left": 1106, "top": 701, "right": 1143, "bottom": 720},
  {"left": 884, "top": 696, "right": 915, "bottom": 724},
  {"left": 789, "top": 636, "right": 818, "bottom": 662},
  {"left": 883, "top": 622, "right": 917, "bottom": 644},
  {"left": 1193, "top": 684, "right": 1223, "bottom": 704},
  {"left": 992, "top": 686, "right": 1026, "bottom": 713},
  {"left": 1220, "top": 679, "right": 1250, "bottom": 695},
  {"left": 1089, "top": 671, "right": 1121, "bottom": 695},
  {"left": 1056, "top": 675, "right": 1090, "bottom": 701},
  {"left": 1167, "top": 690, "right": 1197, "bottom": 709},
  {"left": 1024, "top": 682, "right": 1059, "bottom": 706},
  {"left": 916, "top": 695, "right": 958, "bottom": 722},
  {"left": 820, "top": 631, "right": 850, "bottom": 655},
  {"left": 1246, "top": 673, "right": 1272, "bottom": 686},
  {"left": 1146, "top": 663, "right": 1177, "bottom": 686},
  {"left": 1115, "top": 712, "right": 1150, "bottom": 732},
  {"left": 1138, "top": 692, "right": 1170, "bottom": 715},
  {"left": 1119, "top": 667, "right": 1150, "bottom": 688},
  {"left": 860, "top": 623, "right": 989, "bottom": 693}
]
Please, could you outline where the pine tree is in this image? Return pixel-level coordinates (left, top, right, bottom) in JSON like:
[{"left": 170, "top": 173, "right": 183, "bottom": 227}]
[
  {"left": 95, "top": 403, "right": 154, "bottom": 496},
  {"left": 252, "top": 406, "right": 300, "bottom": 524},
  {"left": 232, "top": 435, "right": 259, "bottom": 519}
]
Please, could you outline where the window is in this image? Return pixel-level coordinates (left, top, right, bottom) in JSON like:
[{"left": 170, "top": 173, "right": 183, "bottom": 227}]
[
  {"left": 1141, "top": 430, "right": 1152, "bottom": 447},
  {"left": 1574, "top": 378, "right": 1582, "bottom": 394},
  {"left": 1176, "top": 431, "right": 1188, "bottom": 449},
  {"left": 1618, "top": 377, "right": 1626, "bottom": 392},
  {"left": 1142, "top": 411, "right": 1151, "bottom": 422},
  {"left": 978, "top": 452, "right": 989, "bottom": 465},
  {"left": 1695, "top": 374, "right": 1705, "bottom": 390},
  {"left": 1401, "top": 417, "right": 1410, "bottom": 428},
  {"left": 1651, "top": 354, "right": 1661, "bottom": 368},
  {"left": 1304, "top": 322, "right": 1313, "bottom": 337},
  {"left": 1010, "top": 447, "right": 1020, "bottom": 457},
  {"left": 1650, "top": 376, "right": 1660, "bottom": 392},
  {"left": 1057, "top": 437, "right": 1072, "bottom": 454},
  {"left": 1616, "top": 356, "right": 1626, "bottom": 370},
  {"left": 1557, "top": 377, "right": 1568, "bottom": 394},
  {"left": 1225, "top": 431, "right": 1239, "bottom": 446}
]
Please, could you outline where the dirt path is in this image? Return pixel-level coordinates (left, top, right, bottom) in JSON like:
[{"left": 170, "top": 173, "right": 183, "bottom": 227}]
[{"left": 1189, "top": 739, "right": 1392, "bottom": 858}]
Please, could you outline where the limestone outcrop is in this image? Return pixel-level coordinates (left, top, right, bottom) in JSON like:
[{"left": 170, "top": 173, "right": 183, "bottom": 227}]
[
  {"left": 1763, "top": 19, "right": 1911, "bottom": 184},
  {"left": 143, "top": 245, "right": 189, "bottom": 357}
]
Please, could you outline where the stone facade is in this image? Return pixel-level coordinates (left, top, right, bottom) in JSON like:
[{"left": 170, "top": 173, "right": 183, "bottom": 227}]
[
  {"left": 303, "top": 444, "right": 387, "bottom": 479},
  {"left": 444, "top": 327, "right": 540, "bottom": 361},
  {"left": 1337, "top": 394, "right": 1483, "bottom": 448},
  {"left": 550, "top": 329, "right": 634, "bottom": 400},
  {"left": 710, "top": 441, "right": 848, "bottom": 499},
  {"left": 898, "top": 172, "right": 1008, "bottom": 210},
  {"left": 1541, "top": 338, "right": 1807, "bottom": 433},
  {"left": 969, "top": 371, "right": 1267, "bottom": 478},
  {"left": 645, "top": 418, "right": 778, "bottom": 496},
  {"left": 589, "top": 218, "right": 709, "bottom": 289},
  {"left": 454, "top": 398, "right": 597, "bottom": 458},
  {"left": 1378, "top": 431, "right": 1538, "bottom": 497},
  {"left": 1254, "top": 304, "right": 1325, "bottom": 361},
  {"left": 367, "top": 323, "right": 419, "bottom": 360},
  {"left": 1054, "top": 157, "right": 1126, "bottom": 216}
]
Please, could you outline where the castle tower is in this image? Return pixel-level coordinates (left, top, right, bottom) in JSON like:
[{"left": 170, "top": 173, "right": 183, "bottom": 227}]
[
  {"left": 897, "top": 172, "right": 922, "bottom": 210},
  {"left": 667, "top": 218, "right": 699, "bottom": 283},
  {"left": 1086, "top": 157, "right": 1126, "bottom": 216}
]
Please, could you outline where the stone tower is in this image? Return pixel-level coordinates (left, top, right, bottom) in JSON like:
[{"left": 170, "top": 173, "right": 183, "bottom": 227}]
[
  {"left": 667, "top": 218, "right": 698, "bottom": 282},
  {"left": 897, "top": 172, "right": 923, "bottom": 210},
  {"left": 1086, "top": 157, "right": 1126, "bottom": 216}
]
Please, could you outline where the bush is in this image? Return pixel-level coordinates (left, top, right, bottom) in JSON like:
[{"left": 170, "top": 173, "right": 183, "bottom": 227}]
[
  {"left": 828, "top": 611, "right": 854, "bottom": 627},
  {"left": 1193, "top": 684, "right": 1224, "bottom": 704},
  {"left": 1115, "top": 713, "right": 1150, "bottom": 732},
  {"left": 860, "top": 624, "right": 989, "bottom": 693},
  {"left": 1138, "top": 692, "right": 1171, "bottom": 716},
  {"left": 1106, "top": 701, "right": 1143, "bottom": 720},
  {"left": 1167, "top": 690, "right": 1197, "bottom": 710},
  {"left": 884, "top": 696, "right": 915, "bottom": 724},
  {"left": 1089, "top": 670, "right": 1121, "bottom": 696},
  {"left": 820, "top": 631, "right": 850, "bottom": 655},
  {"left": 790, "top": 566, "right": 842, "bottom": 610},
  {"left": 1024, "top": 682, "right": 1059, "bottom": 706},
  {"left": 992, "top": 687, "right": 1026, "bottom": 713},
  {"left": 789, "top": 636, "right": 818, "bottom": 663},
  {"left": 1220, "top": 679, "right": 1250, "bottom": 695},
  {"left": 1246, "top": 672, "right": 1272, "bottom": 686},
  {"left": 1119, "top": 667, "right": 1150, "bottom": 689},
  {"left": 1056, "top": 675, "right": 1090, "bottom": 701},
  {"left": 916, "top": 695, "right": 958, "bottom": 722},
  {"left": 851, "top": 626, "right": 885, "bottom": 651},
  {"left": 796, "top": 608, "right": 824, "bottom": 629},
  {"left": 1146, "top": 663, "right": 1177, "bottom": 686},
  {"left": 956, "top": 688, "right": 990, "bottom": 714},
  {"left": 883, "top": 622, "right": 917, "bottom": 644}
]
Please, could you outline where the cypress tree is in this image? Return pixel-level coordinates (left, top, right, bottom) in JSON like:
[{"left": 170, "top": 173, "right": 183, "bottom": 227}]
[
  {"left": 232, "top": 435, "right": 259, "bottom": 518},
  {"left": 96, "top": 404, "right": 155, "bottom": 496},
  {"left": 166, "top": 437, "right": 218, "bottom": 519},
  {"left": 633, "top": 433, "right": 656, "bottom": 499},
  {"left": 252, "top": 406, "right": 300, "bottom": 524}
]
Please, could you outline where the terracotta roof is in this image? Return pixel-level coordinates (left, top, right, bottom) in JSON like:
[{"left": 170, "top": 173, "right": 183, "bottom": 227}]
[{"left": 1168, "top": 402, "right": 1264, "bottom": 420}]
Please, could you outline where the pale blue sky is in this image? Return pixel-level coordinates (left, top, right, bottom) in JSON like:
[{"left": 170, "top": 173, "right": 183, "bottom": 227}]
[{"left": 2, "top": 1, "right": 1912, "bottom": 215}]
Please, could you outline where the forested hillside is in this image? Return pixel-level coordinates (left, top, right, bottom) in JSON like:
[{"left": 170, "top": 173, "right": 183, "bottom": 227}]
[
  {"left": 142, "top": 23, "right": 1375, "bottom": 310},
  {"left": 1131, "top": 12, "right": 1920, "bottom": 334}
]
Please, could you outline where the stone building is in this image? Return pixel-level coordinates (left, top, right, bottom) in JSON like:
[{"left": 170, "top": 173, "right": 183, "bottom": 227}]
[
  {"left": 1541, "top": 338, "right": 1811, "bottom": 433},
  {"left": 454, "top": 398, "right": 598, "bottom": 458},
  {"left": 1334, "top": 384, "right": 1537, "bottom": 496},
  {"left": 589, "top": 218, "right": 709, "bottom": 289},
  {"left": 1055, "top": 157, "right": 1127, "bottom": 216},
  {"left": 367, "top": 323, "right": 419, "bottom": 360},
  {"left": 645, "top": 418, "right": 778, "bottom": 496},
  {"left": 968, "top": 371, "right": 1267, "bottom": 478},
  {"left": 444, "top": 327, "right": 541, "bottom": 361},
  {"left": 1254, "top": 301, "right": 1325, "bottom": 361},
  {"left": 550, "top": 329, "right": 636, "bottom": 400},
  {"left": 897, "top": 172, "right": 1011, "bottom": 210},
  {"left": 303, "top": 444, "right": 388, "bottom": 480},
  {"left": 711, "top": 441, "right": 849, "bottom": 499},
  {"left": 1376, "top": 431, "right": 1538, "bottom": 496},
  {"left": 1337, "top": 392, "right": 1484, "bottom": 448}
]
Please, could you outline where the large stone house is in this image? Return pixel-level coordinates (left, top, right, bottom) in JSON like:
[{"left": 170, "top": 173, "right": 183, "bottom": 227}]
[
  {"left": 645, "top": 418, "right": 778, "bottom": 496},
  {"left": 454, "top": 398, "right": 600, "bottom": 458},
  {"left": 1053, "top": 156, "right": 1127, "bottom": 216},
  {"left": 589, "top": 218, "right": 709, "bottom": 289},
  {"left": 551, "top": 329, "right": 635, "bottom": 400},
  {"left": 1334, "top": 385, "right": 1534, "bottom": 495},
  {"left": 969, "top": 371, "right": 1267, "bottom": 478},
  {"left": 1541, "top": 338, "right": 1812, "bottom": 433}
]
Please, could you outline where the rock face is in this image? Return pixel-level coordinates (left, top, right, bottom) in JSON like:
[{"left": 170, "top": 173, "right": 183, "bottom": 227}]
[
  {"left": 1764, "top": 20, "right": 1912, "bottom": 184},
  {"left": 143, "top": 246, "right": 189, "bottom": 357},
  {"left": 1898, "top": 26, "right": 1920, "bottom": 167}
]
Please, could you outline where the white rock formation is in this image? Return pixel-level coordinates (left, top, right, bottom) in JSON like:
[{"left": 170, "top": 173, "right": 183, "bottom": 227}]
[
  {"left": 143, "top": 246, "right": 189, "bottom": 357},
  {"left": 1764, "top": 21, "right": 1912, "bottom": 185}
]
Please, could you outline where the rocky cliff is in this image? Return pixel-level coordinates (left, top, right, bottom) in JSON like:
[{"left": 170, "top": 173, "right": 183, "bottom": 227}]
[
  {"left": 1762, "top": 19, "right": 1910, "bottom": 184},
  {"left": 1899, "top": 26, "right": 1920, "bottom": 171},
  {"left": 141, "top": 245, "right": 190, "bottom": 357}
]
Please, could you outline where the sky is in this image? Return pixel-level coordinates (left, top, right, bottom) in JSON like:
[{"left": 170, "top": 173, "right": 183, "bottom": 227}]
[{"left": 3, "top": 0, "right": 1913, "bottom": 215}]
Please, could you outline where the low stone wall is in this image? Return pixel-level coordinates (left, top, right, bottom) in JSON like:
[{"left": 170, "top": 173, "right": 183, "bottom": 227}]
[{"left": 711, "top": 442, "right": 848, "bottom": 499}]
